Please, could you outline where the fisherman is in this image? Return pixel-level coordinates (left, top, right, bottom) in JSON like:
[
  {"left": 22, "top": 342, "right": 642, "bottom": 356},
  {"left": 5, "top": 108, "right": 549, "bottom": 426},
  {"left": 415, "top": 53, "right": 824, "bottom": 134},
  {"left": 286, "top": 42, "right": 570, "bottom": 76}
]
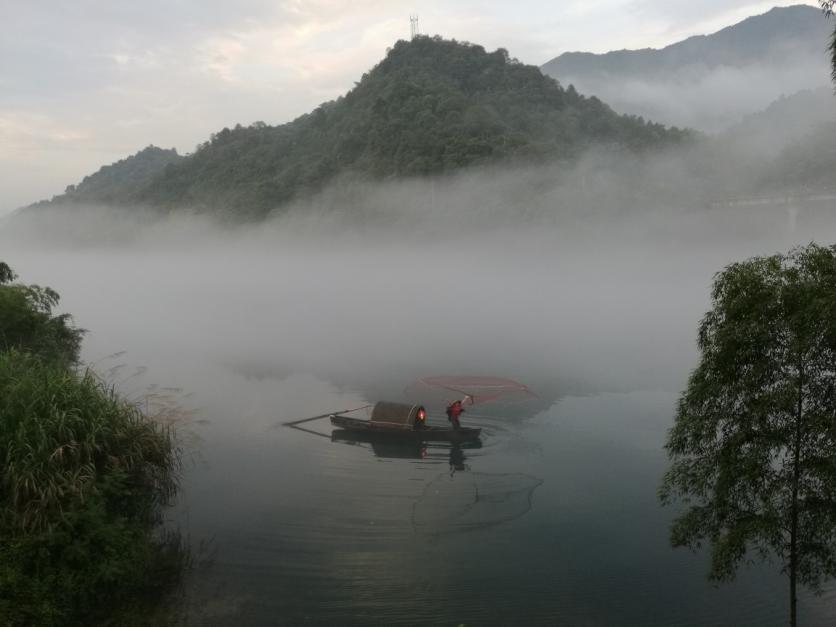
[{"left": 445, "top": 399, "right": 465, "bottom": 430}]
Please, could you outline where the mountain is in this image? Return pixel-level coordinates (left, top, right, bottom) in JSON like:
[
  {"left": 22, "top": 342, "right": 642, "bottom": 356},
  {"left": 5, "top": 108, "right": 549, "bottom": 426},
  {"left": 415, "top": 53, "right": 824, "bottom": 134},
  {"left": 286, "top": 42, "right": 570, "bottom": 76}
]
[
  {"left": 542, "top": 5, "right": 832, "bottom": 132},
  {"left": 766, "top": 120, "right": 836, "bottom": 193},
  {"left": 722, "top": 87, "right": 836, "bottom": 157},
  {"left": 27, "top": 145, "right": 182, "bottom": 210},
  {"left": 684, "top": 87, "right": 836, "bottom": 202},
  {"left": 24, "top": 36, "right": 688, "bottom": 221}
]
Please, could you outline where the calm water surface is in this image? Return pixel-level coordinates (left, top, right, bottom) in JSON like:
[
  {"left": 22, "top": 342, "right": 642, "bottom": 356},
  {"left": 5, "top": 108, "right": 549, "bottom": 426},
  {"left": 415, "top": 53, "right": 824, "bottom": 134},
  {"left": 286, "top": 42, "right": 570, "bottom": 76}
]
[{"left": 171, "top": 382, "right": 835, "bottom": 626}]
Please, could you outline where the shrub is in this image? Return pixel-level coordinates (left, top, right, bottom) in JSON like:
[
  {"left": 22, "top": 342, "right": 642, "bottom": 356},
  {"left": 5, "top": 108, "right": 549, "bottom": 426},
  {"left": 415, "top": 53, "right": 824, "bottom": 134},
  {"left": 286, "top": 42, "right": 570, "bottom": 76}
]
[{"left": 0, "top": 263, "right": 82, "bottom": 366}]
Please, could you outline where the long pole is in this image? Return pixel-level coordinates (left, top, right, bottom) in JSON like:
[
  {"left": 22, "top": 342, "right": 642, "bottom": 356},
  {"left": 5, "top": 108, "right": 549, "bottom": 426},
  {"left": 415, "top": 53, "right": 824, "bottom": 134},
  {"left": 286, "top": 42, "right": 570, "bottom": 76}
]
[{"left": 282, "top": 404, "right": 372, "bottom": 427}]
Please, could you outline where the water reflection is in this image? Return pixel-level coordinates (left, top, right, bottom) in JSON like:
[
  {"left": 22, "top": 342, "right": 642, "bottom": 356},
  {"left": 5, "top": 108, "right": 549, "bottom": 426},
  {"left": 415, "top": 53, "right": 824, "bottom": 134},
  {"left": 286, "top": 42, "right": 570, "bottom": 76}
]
[
  {"left": 449, "top": 443, "right": 468, "bottom": 475},
  {"left": 330, "top": 429, "right": 482, "bottom": 465},
  {"left": 324, "top": 428, "right": 542, "bottom": 537}
]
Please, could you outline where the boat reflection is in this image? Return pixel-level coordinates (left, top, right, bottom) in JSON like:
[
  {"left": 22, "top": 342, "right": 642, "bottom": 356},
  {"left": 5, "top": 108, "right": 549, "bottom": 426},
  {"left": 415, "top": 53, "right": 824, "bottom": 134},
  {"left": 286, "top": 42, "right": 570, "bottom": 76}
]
[{"left": 331, "top": 429, "right": 482, "bottom": 465}]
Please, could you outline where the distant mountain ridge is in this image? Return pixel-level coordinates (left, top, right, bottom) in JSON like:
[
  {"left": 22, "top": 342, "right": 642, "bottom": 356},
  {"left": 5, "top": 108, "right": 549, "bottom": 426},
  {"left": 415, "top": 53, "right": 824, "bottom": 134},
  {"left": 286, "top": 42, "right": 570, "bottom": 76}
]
[
  {"left": 24, "top": 36, "right": 687, "bottom": 220},
  {"left": 723, "top": 87, "right": 836, "bottom": 155},
  {"left": 542, "top": 5, "right": 832, "bottom": 131},
  {"left": 691, "top": 87, "right": 836, "bottom": 201},
  {"left": 26, "top": 146, "right": 182, "bottom": 210},
  {"left": 544, "top": 5, "right": 827, "bottom": 77}
]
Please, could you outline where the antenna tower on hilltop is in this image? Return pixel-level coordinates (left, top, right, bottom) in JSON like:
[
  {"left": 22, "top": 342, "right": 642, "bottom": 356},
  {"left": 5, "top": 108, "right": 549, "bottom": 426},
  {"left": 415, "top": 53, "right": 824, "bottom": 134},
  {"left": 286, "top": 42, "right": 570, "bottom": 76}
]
[{"left": 410, "top": 14, "right": 419, "bottom": 39}]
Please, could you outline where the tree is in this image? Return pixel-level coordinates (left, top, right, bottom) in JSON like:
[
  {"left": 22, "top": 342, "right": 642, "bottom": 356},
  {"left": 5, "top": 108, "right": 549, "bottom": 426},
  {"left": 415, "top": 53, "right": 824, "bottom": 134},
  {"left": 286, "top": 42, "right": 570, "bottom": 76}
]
[
  {"left": 660, "top": 244, "right": 836, "bottom": 627},
  {"left": 0, "top": 262, "right": 15, "bottom": 285},
  {"left": 822, "top": 1, "right": 836, "bottom": 83},
  {"left": 0, "top": 262, "right": 83, "bottom": 365}
]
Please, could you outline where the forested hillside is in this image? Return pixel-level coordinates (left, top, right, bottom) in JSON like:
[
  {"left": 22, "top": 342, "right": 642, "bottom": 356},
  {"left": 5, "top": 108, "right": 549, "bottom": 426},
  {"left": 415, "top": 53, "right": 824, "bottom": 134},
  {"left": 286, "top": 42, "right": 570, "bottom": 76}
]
[
  {"left": 25, "top": 36, "right": 688, "bottom": 220},
  {"left": 27, "top": 145, "right": 182, "bottom": 210},
  {"left": 679, "top": 88, "right": 836, "bottom": 203},
  {"left": 764, "top": 121, "right": 836, "bottom": 194}
]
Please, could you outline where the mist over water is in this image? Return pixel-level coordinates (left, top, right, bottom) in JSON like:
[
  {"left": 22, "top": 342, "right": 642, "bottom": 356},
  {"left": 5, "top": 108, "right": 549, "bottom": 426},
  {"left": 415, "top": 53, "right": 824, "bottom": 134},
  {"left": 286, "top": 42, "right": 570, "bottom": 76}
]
[
  {"left": 556, "top": 54, "right": 831, "bottom": 133},
  {"left": 4, "top": 156, "right": 833, "bottom": 397},
  {"left": 3, "top": 159, "right": 836, "bottom": 624}
]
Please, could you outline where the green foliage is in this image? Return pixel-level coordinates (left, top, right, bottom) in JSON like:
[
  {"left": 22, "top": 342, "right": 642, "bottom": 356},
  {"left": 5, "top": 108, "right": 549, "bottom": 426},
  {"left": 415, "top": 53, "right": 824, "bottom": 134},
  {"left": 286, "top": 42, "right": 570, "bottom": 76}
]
[
  {"left": 0, "top": 262, "right": 15, "bottom": 285},
  {"left": 0, "top": 262, "right": 83, "bottom": 365},
  {"left": 29, "top": 146, "right": 182, "bottom": 210},
  {"left": 0, "top": 263, "right": 183, "bottom": 624},
  {"left": 0, "top": 351, "right": 182, "bottom": 626},
  {"left": 133, "top": 36, "right": 687, "bottom": 219},
  {"left": 661, "top": 243, "right": 836, "bottom": 626}
]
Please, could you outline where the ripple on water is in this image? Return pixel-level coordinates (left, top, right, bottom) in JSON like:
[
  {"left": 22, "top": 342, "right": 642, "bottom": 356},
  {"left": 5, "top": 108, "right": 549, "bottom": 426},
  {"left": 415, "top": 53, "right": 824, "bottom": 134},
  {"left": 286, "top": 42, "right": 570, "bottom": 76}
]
[{"left": 411, "top": 471, "right": 543, "bottom": 535}]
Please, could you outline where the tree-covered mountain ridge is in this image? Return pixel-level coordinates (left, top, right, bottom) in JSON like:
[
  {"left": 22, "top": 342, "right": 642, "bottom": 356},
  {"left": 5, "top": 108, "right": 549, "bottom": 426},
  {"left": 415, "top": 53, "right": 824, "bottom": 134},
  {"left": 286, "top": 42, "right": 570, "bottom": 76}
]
[
  {"left": 542, "top": 5, "right": 828, "bottom": 79},
  {"left": 26, "top": 145, "right": 182, "bottom": 210},
  {"left": 29, "top": 36, "right": 689, "bottom": 220}
]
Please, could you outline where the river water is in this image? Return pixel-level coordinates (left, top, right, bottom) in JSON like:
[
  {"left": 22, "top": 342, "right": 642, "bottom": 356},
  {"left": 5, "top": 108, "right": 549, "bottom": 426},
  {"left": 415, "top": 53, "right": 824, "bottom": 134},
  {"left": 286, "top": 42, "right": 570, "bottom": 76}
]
[{"left": 3, "top": 203, "right": 836, "bottom": 625}]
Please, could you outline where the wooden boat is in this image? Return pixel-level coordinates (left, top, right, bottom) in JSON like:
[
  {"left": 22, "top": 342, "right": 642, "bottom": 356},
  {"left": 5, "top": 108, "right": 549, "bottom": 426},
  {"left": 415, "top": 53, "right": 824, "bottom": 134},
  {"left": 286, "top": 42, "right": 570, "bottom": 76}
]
[{"left": 330, "top": 401, "right": 481, "bottom": 442}]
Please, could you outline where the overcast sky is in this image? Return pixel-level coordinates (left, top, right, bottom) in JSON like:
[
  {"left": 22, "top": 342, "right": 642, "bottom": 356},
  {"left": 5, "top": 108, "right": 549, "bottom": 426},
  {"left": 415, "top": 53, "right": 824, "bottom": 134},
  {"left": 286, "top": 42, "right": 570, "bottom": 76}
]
[{"left": 0, "top": 1, "right": 820, "bottom": 214}]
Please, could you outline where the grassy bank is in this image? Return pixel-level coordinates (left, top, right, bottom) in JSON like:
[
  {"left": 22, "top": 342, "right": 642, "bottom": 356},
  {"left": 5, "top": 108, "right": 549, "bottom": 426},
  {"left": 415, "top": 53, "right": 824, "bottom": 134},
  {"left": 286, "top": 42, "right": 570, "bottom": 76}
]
[{"left": 0, "top": 263, "right": 184, "bottom": 626}]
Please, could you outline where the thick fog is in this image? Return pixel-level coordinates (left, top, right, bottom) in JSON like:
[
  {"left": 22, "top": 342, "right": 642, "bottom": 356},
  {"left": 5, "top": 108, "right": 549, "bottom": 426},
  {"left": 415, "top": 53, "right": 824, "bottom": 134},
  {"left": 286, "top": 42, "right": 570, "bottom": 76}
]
[
  {"left": 3, "top": 143, "right": 835, "bottom": 426},
  {"left": 556, "top": 54, "right": 831, "bottom": 132}
]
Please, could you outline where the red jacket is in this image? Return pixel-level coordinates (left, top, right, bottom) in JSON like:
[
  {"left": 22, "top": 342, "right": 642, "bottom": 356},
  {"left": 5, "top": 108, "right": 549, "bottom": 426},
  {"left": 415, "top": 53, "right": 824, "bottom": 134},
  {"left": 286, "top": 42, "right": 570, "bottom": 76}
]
[{"left": 447, "top": 401, "right": 463, "bottom": 419}]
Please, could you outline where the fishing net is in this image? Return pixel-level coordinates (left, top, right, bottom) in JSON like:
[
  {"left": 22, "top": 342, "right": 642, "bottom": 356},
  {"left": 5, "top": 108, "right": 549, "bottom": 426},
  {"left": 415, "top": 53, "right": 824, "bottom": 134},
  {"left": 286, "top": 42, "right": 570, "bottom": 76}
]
[
  {"left": 411, "top": 471, "right": 543, "bottom": 535},
  {"left": 404, "top": 376, "right": 536, "bottom": 411}
]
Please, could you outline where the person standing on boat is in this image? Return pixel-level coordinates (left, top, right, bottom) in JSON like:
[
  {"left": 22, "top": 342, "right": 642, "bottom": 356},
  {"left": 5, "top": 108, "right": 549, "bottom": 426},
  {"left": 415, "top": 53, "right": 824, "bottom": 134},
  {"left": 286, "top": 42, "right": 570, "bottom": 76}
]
[{"left": 446, "top": 399, "right": 465, "bottom": 430}]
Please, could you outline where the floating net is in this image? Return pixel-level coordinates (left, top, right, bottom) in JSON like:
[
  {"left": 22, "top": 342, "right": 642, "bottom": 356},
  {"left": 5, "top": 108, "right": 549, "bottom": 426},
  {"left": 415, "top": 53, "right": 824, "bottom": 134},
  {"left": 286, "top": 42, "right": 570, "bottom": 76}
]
[
  {"left": 411, "top": 471, "right": 543, "bottom": 535},
  {"left": 405, "top": 376, "right": 536, "bottom": 410}
]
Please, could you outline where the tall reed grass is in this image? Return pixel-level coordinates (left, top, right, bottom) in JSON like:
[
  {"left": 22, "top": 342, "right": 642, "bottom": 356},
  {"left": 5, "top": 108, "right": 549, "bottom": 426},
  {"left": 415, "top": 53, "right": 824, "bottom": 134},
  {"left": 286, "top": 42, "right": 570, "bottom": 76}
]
[
  {"left": 0, "top": 350, "right": 179, "bottom": 533},
  {"left": 0, "top": 350, "right": 183, "bottom": 625}
]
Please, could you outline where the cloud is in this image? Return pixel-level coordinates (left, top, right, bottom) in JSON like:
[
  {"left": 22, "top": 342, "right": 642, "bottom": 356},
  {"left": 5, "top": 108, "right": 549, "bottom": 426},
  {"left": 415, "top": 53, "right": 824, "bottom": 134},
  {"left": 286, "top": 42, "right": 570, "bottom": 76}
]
[
  {"left": 0, "top": 112, "right": 89, "bottom": 153},
  {"left": 628, "top": 0, "right": 820, "bottom": 43}
]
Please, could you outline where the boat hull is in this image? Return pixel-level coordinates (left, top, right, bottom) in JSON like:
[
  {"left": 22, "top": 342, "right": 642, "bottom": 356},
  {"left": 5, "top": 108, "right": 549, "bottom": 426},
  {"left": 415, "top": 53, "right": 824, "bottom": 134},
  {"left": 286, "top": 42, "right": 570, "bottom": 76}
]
[{"left": 330, "top": 414, "right": 481, "bottom": 442}]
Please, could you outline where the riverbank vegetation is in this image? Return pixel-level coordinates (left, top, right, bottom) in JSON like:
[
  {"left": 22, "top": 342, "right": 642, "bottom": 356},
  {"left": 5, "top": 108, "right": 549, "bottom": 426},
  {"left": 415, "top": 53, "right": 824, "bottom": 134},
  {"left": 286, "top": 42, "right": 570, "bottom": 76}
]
[
  {"left": 661, "top": 243, "right": 836, "bottom": 627},
  {"left": 0, "top": 262, "right": 184, "bottom": 626}
]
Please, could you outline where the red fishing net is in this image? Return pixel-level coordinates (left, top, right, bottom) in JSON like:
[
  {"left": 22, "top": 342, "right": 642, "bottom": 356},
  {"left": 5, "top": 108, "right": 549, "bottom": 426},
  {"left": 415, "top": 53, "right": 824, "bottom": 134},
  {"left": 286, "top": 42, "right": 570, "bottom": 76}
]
[{"left": 405, "top": 376, "right": 536, "bottom": 407}]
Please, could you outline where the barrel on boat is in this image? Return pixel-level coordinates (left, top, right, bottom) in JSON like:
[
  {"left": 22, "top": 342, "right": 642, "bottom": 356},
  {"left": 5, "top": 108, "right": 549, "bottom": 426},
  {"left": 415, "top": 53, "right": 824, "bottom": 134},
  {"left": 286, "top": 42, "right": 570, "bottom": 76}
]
[{"left": 369, "top": 401, "right": 421, "bottom": 431}]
